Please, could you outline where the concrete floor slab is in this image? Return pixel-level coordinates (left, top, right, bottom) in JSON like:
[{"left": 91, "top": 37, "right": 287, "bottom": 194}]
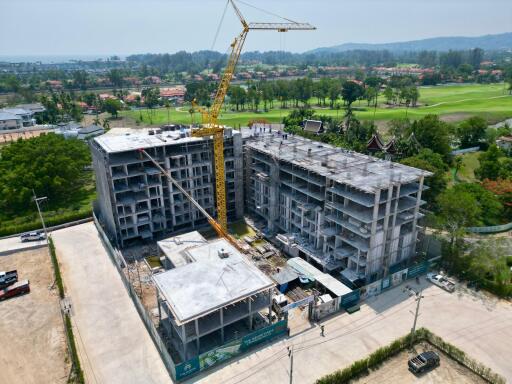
[{"left": 52, "top": 222, "right": 172, "bottom": 384}]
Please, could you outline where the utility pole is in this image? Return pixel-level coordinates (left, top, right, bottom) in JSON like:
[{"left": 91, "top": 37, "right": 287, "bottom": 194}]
[
  {"left": 404, "top": 285, "right": 424, "bottom": 348},
  {"left": 287, "top": 345, "right": 294, "bottom": 384},
  {"left": 33, "top": 189, "right": 49, "bottom": 246}
]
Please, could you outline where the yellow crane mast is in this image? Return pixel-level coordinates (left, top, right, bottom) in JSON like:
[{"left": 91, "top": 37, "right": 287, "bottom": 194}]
[{"left": 192, "top": 0, "right": 315, "bottom": 231}]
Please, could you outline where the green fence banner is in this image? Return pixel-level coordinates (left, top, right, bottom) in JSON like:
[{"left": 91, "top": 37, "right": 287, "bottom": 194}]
[{"left": 175, "top": 319, "right": 288, "bottom": 381}]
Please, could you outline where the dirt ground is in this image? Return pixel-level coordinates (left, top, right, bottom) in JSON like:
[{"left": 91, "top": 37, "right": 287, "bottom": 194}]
[
  {"left": 0, "top": 248, "right": 69, "bottom": 384},
  {"left": 0, "top": 129, "right": 50, "bottom": 144},
  {"left": 353, "top": 343, "right": 486, "bottom": 384}
]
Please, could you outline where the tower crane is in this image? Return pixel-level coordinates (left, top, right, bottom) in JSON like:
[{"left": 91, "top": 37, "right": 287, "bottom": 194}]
[{"left": 192, "top": 0, "right": 315, "bottom": 231}]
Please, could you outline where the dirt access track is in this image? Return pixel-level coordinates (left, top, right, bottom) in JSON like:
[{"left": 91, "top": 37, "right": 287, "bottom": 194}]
[{"left": 0, "top": 248, "right": 69, "bottom": 384}]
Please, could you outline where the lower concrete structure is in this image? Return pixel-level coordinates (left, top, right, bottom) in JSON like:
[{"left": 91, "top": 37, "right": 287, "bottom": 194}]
[{"left": 153, "top": 232, "right": 275, "bottom": 362}]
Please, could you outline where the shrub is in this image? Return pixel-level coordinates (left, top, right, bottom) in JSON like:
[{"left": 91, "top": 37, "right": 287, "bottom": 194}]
[
  {"left": 65, "top": 314, "right": 85, "bottom": 384},
  {"left": 0, "top": 209, "right": 92, "bottom": 237},
  {"left": 48, "top": 237, "right": 65, "bottom": 299},
  {"left": 315, "top": 328, "right": 505, "bottom": 384}
]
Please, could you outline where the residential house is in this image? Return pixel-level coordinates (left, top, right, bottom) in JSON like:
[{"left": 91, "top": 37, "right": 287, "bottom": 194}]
[
  {"left": 0, "top": 111, "right": 22, "bottom": 130},
  {"left": 0, "top": 107, "right": 34, "bottom": 127}
]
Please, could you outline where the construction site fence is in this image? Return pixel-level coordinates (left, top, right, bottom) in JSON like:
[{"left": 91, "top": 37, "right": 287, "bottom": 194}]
[
  {"left": 467, "top": 221, "right": 512, "bottom": 233},
  {"left": 92, "top": 213, "right": 178, "bottom": 380},
  {"left": 450, "top": 146, "right": 480, "bottom": 155},
  {"left": 335, "top": 259, "right": 432, "bottom": 314}
]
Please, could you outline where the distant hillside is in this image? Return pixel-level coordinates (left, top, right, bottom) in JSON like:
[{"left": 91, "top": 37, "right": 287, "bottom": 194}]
[{"left": 309, "top": 32, "right": 512, "bottom": 54}]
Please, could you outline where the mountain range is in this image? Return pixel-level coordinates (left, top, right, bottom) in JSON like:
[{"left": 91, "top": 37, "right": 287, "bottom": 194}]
[{"left": 309, "top": 32, "right": 512, "bottom": 54}]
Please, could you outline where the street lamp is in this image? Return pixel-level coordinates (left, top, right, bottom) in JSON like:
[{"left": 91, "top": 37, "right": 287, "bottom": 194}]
[
  {"left": 403, "top": 285, "right": 424, "bottom": 348},
  {"left": 32, "top": 189, "right": 49, "bottom": 246}
]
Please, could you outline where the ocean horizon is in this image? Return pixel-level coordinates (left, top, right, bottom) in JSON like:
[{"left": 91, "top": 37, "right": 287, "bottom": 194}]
[{"left": 0, "top": 54, "right": 125, "bottom": 64}]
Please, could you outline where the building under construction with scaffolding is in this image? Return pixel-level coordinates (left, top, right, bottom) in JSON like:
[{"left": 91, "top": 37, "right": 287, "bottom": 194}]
[
  {"left": 243, "top": 129, "right": 431, "bottom": 286},
  {"left": 91, "top": 128, "right": 244, "bottom": 247}
]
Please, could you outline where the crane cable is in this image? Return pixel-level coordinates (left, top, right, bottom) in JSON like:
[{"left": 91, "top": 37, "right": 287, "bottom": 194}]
[
  {"left": 211, "top": 0, "right": 230, "bottom": 50},
  {"left": 235, "top": 0, "right": 300, "bottom": 24}
]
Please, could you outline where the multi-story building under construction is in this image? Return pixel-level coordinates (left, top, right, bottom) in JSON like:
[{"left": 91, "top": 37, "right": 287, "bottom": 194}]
[
  {"left": 243, "top": 130, "right": 431, "bottom": 286},
  {"left": 91, "top": 128, "right": 243, "bottom": 246}
]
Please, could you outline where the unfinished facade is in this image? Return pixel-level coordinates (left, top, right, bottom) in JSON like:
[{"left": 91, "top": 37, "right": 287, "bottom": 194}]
[
  {"left": 91, "top": 129, "right": 244, "bottom": 246},
  {"left": 244, "top": 131, "right": 431, "bottom": 286},
  {"left": 153, "top": 232, "right": 275, "bottom": 361}
]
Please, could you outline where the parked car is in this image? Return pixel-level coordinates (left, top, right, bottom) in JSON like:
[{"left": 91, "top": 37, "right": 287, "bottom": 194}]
[
  {"left": 0, "top": 270, "right": 18, "bottom": 289},
  {"left": 20, "top": 231, "right": 46, "bottom": 242},
  {"left": 427, "top": 272, "right": 456, "bottom": 293},
  {"left": 0, "top": 280, "right": 30, "bottom": 301},
  {"left": 408, "top": 351, "right": 440, "bottom": 373}
]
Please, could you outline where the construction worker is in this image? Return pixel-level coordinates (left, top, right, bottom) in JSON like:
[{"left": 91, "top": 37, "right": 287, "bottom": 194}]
[{"left": 320, "top": 325, "right": 325, "bottom": 337}]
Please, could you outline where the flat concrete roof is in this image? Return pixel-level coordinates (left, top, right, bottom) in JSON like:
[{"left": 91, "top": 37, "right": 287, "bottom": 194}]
[
  {"left": 245, "top": 132, "right": 432, "bottom": 193},
  {"left": 157, "top": 231, "right": 207, "bottom": 269},
  {"left": 316, "top": 274, "right": 352, "bottom": 297},
  {"left": 94, "top": 127, "right": 239, "bottom": 154},
  {"left": 287, "top": 257, "right": 352, "bottom": 297},
  {"left": 153, "top": 238, "right": 274, "bottom": 325}
]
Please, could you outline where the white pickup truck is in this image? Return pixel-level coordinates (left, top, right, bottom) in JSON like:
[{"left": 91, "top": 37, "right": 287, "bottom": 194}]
[{"left": 427, "top": 273, "right": 456, "bottom": 293}]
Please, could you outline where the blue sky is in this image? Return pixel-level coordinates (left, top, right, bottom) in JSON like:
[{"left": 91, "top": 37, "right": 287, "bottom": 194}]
[{"left": 1, "top": 0, "right": 511, "bottom": 56}]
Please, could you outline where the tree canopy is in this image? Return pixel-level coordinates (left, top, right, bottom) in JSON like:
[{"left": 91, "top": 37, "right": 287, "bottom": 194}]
[
  {"left": 0, "top": 134, "right": 91, "bottom": 217},
  {"left": 457, "top": 116, "right": 487, "bottom": 148},
  {"left": 410, "top": 114, "right": 452, "bottom": 160},
  {"left": 401, "top": 149, "right": 448, "bottom": 209}
]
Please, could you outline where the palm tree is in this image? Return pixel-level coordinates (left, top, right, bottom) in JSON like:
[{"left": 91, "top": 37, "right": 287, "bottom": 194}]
[{"left": 102, "top": 118, "right": 110, "bottom": 131}]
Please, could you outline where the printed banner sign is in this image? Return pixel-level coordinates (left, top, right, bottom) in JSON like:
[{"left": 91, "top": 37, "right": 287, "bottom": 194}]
[{"left": 175, "top": 319, "right": 288, "bottom": 380}]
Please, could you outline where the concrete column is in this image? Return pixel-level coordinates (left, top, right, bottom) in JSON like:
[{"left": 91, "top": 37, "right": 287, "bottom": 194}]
[
  {"left": 248, "top": 297, "right": 253, "bottom": 330},
  {"left": 368, "top": 190, "right": 381, "bottom": 277},
  {"left": 220, "top": 308, "right": 224, "bottom": 343},
  {"left": 181, "top": 325, "right": 187, "bottom": 360},
  {"left": 268, "top": 289, "right": 273, "bottom": 324},
  {"left": 411, "top": 176, "right": 424, "bottom": 241},
  {"left": 381, "top": 185, "right": 395, "bottom": 275},
  {"left": 195, "top": 319, "right": 200, "bottom": 353},
  {"left": 157, "top": 291, "right": 161, "bottom": 322}
]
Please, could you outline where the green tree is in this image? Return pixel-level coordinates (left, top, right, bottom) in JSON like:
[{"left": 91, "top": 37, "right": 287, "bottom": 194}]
[
  {"left": 328, "top": 81, "right": 341, "bottom": 109},
  {"left": 107, "top": 69, "right": 124, "bottom": 88},
  {"left": 401, "top": 149, "right": 448, "bottom": 208},
  {"left": 435, "top": 187, "right": 481, "bottom": 260},
  {"left": 466, "top": 240, "right": 512, "bottom": 297},
  {"left": 103, "top": 98, "right": 122, "bottom": 118},
  {"left": 452, "top": 183, "right": 503, "bottom": 226},
  {"left": 475, "top": 145, "right": 504, "bottom": 180},
  {"left": 341, "top": 81, "right": 364, "bottom": 108},
  {"left": 410, "top": 114, "right": 452, "bottom": 159},
  {"left": 0, "top": 134, "right": 90, "bottom": 216},
  {"left": 457, "top": 116, "right": 486, "bottom": 148}
]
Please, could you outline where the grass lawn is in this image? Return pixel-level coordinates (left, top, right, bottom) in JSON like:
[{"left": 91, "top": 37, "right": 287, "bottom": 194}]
[
  {"left": 456, "top": 151, "right": 481, "bottom": 182},
  {"left": 121, "top": 83, "right": 512, "bottom": 128}
]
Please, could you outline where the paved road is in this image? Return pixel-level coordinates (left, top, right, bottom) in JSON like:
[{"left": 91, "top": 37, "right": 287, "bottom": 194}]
[
  {"left": 0, "top": 236, "right": 46, "bottom": 256},
  {"left": 191, "top": 280, "right": 512, "bottom": 384},
  {"left": 52, "top": 223, "right": 172, "bottom": 384}
]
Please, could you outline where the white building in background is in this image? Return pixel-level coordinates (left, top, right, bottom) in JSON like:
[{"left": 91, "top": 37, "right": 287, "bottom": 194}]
[
  {"left": 0, "top": 108, "right": 35, "bottom": 127},
  {"left": 0, "top": 111, "right": 22, "bottom": 130}
]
